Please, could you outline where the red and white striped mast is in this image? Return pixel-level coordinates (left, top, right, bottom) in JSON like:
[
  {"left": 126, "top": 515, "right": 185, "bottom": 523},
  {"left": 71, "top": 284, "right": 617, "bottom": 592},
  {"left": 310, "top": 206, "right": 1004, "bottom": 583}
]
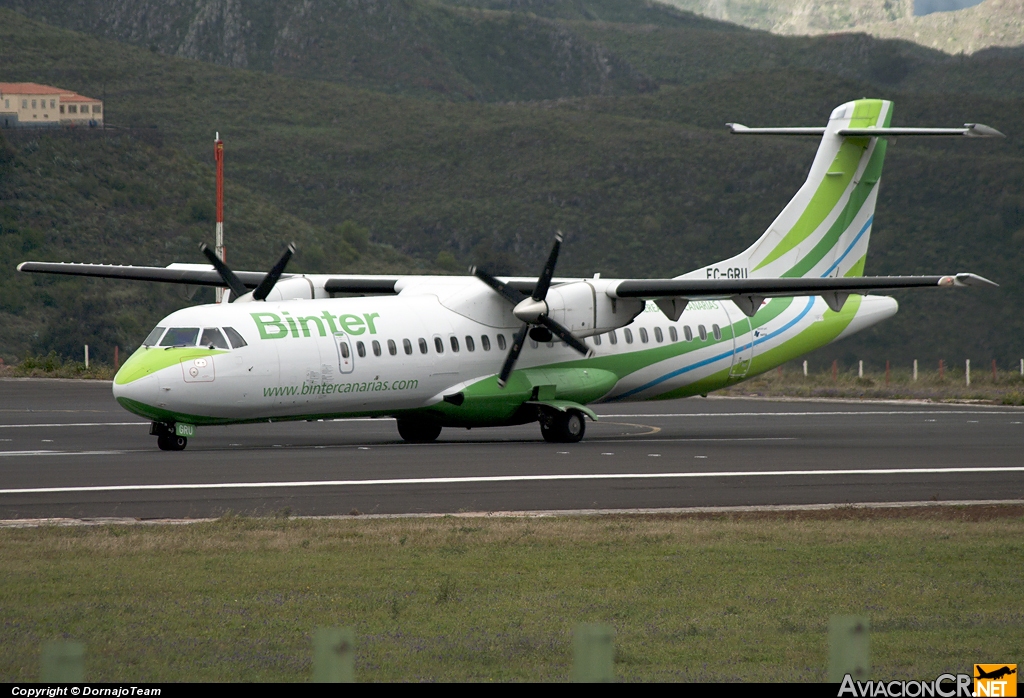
[{"left": 214, "top": 132, "right": 225, "bottom": 302}]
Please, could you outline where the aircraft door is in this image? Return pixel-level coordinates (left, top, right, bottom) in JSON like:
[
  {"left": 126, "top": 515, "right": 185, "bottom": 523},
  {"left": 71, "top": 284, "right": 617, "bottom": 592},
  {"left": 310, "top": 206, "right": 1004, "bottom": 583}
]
[
  {"left": 723, "top": 304, "right": 754, "bottom": 379},
  {"left": 335, "top": 332, "right": 355, "bottom": 374}
]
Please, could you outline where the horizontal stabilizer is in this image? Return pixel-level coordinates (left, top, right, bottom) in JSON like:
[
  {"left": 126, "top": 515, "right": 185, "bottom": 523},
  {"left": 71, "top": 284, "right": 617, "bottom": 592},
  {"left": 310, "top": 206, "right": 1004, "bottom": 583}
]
[{"left": 728, "top": 123, "right": 1004, "bottom": 138}]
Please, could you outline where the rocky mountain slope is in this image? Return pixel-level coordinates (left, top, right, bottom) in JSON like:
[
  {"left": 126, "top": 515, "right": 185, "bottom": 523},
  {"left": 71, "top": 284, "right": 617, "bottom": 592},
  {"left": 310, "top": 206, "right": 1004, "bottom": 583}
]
[{"left": 658, "top": 0, "right": 1024, "bottom": 54}]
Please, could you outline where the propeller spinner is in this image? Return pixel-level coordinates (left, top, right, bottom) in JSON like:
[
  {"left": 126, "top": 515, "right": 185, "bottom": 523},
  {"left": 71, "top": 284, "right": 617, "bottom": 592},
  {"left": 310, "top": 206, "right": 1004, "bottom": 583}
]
[
  {"left": 200, "top": 241, "right": 296, "bottom": 303},
  {"left": 472, "top": 233, "right": 593, "bottom": 388}
]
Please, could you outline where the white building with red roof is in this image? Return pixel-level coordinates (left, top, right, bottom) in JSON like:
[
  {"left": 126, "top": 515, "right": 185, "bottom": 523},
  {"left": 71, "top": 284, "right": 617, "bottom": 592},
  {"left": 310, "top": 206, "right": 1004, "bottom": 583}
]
[{"left": 0, "top": 82, "right": 103, "bottom": 129}]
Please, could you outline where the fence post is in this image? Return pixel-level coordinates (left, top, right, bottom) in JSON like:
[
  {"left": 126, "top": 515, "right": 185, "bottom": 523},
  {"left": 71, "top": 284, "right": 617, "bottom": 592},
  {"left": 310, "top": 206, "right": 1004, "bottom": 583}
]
[
  {"left": 828, "top": 616, "right": 869, "bottom": 683},
  {"left": 913, "top": 359, "right": 918, "bottom": 382},
  {"left": 573, "top": 623, "right": 614, "bottom": 682},
  {"left": 313, "top": 627, "right": 354, "bottom": 683},
  {"left": 885, "top": 360, "right": 890, "bottom": 386},
  {"left": 41, "top": 641, "right": 84, "bottom": 682},
  {"left": 966, "top": 359, "right": 971, "bottom": 386},
  {"left": 939, "top": 359, "right": 944, "bottom": 379},
  {"left": 1020, "top": 358, "right": 1023, "bottom": 377},
  {"left": 114, "top": 345, "right": 119, "bottom": 370},
  {"left": 832, "top": 360, "right": 838, "bottom": 383},
  {"left": 803, "top": 360, "right": 808, "bottom": 377},
  {"left": 992, "top": 359, "right": 997, "bottom": 383},
  {"left": 84, "top": 345, "right": 89, "bottom": 369},
  {"left": 858, "top": 360, "right": 863, "bottom": 378}
]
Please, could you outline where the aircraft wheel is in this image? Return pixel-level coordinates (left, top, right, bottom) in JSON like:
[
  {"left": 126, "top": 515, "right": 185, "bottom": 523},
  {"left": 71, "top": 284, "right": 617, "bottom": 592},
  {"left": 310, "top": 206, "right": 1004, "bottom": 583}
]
[
  {"left": 396, "top": 419, "right": 442, "bottom": 443},
  {"left": 541, "top": 410, "right": 586, "bottom": 443},
  {"left": 157, "top": 434, "right": 188, "bottom": 451}
]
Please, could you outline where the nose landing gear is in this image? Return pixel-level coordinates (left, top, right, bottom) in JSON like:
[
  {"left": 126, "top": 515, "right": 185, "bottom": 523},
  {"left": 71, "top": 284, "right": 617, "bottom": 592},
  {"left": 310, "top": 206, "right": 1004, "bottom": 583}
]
[{"left": 151, "top": 422, "right": 188, "bottom": 451}]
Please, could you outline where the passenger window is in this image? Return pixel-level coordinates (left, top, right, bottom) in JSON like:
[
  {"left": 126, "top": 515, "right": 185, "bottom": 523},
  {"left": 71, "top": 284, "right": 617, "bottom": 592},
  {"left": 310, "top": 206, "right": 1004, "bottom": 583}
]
[
  {"left": 530, "top": 339, "right": 538, "bottom": 349},
  {"left": 340, "top": 343, "right": 350, "bottom": 359},
  {"left": 419, "top": 338, "right": 428, "bottom": 354},
  {"left": 434, "top": 337, "right": 444, "bottom": 354},
  {"left": 388, "top": 339, "right": 397, "bottom": 356},
  {"left": 357, "top": 341, "right": 366, "bottom": 358},
  {"left": 669, "top": 326, "right": 678, "bottom": 342},
  {"left": 143, "top": 326, "right": 166, "bottom": 346},
  {"left": 450, "top": 336, "right": 460, "bottom": 352},
  {"left": 609, "top": 330, "right": 618, "bottom": 345},
  {"left": 223, "top": 327, "right": 248, "bottom": 348},
  {"left": 712, "top": 324, "right": 722, "bottom": 341},
  {"left": 200, "top": 328, "right": 229, "bottom": 349},
  {"left": 684, "top": 326, "right": 693, "bottom": 342},
  {"left": 698, "top": 325, "right": 707, "bottom": 341},
  {"left": 481, "top": 335, "right": 491, "bottom": 351},
  {"left": 403, "top": 339, "right": 413, "bottom": 355},
  {"left": 593, "top": 334, "right": 602, "bottom": 346},
  {"left": 547, "top": 340, "right": 554, "bottom": 348},
  {"left": 639, "top": 327, "right": 649, "bottom": 343},
  {"left": 159, "top": 328, "right": 199, "bottom": 347},
  {"left": 465, "top": 335, "right": 475, "bottom": 352},
  {"left": 654, "top": 327, "right": 664, "bottom": 343},
  {"left": 624, "top": 328, "right": 633, "bottom": 344},
  {"left": 372, "top": 340, "right": 382, "bottom": 357},
  {"left": 497, "top": 334, "right": 506, "bottom": 350}
]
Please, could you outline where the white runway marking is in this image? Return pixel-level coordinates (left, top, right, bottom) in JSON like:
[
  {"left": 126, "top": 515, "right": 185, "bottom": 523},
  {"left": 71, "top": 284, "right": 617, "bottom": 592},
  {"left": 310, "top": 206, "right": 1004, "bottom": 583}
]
[
  {"left": 0, "top": 450, "right": 128, "bottom": 458},
  {"left": 2, "top": 466, "right": 1023, "bottom": 495},
  {"left": 598, "top": 410, "right": 1022, "bottom": 418},
  {"left": 0, "top": 422, "right": 148, "bottom": 429}
]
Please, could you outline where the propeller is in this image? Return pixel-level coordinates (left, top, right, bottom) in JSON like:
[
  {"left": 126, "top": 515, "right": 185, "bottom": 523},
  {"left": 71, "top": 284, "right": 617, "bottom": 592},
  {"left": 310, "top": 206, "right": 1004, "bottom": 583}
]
[
  {"left": 199, "top": 241, "right": 296, "bottom": 303},
  {"left": 199, "top": 243, "right": 247, "bottom": 300},
  {"left": 472, "top": 232, "right": 593, "bottom": 388}
]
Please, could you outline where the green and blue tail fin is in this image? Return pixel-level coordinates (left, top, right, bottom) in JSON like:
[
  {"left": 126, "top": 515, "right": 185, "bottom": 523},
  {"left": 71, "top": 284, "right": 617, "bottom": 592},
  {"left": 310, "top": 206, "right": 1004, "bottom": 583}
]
[{"left": 687, "top": 99, "right": 893, "bottom": 281}]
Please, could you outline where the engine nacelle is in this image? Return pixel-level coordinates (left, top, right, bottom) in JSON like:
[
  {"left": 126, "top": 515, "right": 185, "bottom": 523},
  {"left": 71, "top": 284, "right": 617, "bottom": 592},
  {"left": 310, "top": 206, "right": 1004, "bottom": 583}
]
[{"left": 545, "top": 281, "right": 644, "bottom": 338}]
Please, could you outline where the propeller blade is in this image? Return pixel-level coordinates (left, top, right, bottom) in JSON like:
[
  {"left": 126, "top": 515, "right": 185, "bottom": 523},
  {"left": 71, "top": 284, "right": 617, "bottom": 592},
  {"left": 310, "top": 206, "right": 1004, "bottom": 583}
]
[
  {"left": 531, "top": 231, "right": 563, "bottom": 302},
  {"left": 536, "top": 315, "right": 593, "bottom": 357},
  {"left": 497, "top": 323, "right": 530, "bottom": 388},
  {"left": 252, "top": 243, "right": 296, "bottom": 301},
  {"left": 472, "top": 266, "right": 527, "bottom": 305},
  {"left": 199, "top": 243, "right": 248, "bottom": 301}
]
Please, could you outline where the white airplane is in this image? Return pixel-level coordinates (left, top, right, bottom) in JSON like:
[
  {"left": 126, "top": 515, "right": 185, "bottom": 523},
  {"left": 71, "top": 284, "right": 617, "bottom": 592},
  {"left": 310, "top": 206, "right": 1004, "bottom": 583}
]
[{"left": 18, "top": 99, "right": 1002, "bottom": 450}]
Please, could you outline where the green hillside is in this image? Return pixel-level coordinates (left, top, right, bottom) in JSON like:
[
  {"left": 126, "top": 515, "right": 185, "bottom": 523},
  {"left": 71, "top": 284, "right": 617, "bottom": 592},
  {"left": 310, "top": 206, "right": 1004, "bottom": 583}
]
[
  {"left": 0, "top": 128, "right": 428, "bottom": 364},
  {"left": 0, "top": 0, "right": 656, "bottom": 101},
  {"left": 7, "top": 0, "right": 1024, "bottom": 103},
  {"left": 1, "top": 8, "right": 1022, "bottom": 370}
]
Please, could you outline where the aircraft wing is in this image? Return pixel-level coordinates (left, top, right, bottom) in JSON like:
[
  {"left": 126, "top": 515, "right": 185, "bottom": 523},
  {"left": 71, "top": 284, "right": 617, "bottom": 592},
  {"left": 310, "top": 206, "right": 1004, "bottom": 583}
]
[
  {"left": 16, "top": 262, "right": 269, "bottom": 288},
  {"left": 608, "top": 273, "right": 997, "bottom": 298},
  {"left": 606, "top": 273, "right": 997, "bottom": 316},
  {"left": 16, "top": 261, "right": 405, "bottom": 295}
]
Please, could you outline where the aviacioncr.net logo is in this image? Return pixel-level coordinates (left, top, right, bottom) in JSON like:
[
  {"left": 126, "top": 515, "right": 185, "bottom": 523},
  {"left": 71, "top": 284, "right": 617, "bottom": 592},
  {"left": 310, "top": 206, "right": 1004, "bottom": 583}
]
[{"left": 839, "top": 674, "right": 972, "bottom": 697}]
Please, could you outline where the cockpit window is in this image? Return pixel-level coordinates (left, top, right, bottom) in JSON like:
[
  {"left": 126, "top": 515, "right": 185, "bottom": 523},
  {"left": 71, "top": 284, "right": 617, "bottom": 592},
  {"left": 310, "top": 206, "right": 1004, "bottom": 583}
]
[
  {"left": 159, "top": 327, "right": 199, "bottom": 347},
  {"left": 200, "top": 328, "right": 230, "bottom": 349},
  {"left": 143, "top": 326, "right": 166, "bottom": 346},
  {"left": 223, "top": 327, "right": 248, "bottom": 348}
]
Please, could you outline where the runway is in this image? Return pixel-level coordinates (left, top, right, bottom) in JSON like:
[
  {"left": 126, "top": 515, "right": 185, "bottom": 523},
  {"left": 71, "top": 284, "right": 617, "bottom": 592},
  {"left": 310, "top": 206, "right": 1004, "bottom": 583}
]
[{"left": 1, "top": 378, "right": 1022, "bottom": 519}]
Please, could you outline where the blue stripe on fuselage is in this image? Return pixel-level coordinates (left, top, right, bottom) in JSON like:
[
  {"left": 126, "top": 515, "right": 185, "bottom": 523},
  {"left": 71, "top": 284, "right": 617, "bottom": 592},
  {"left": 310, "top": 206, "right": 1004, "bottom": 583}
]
[{"left": 606, "top": 296, "right": 817, "bottom": 401}]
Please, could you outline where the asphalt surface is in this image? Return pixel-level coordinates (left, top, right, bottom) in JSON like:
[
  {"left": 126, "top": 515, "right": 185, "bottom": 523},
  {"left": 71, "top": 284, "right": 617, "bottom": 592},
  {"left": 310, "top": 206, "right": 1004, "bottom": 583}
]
[{"left": 1, "top": 378, "right": 1022, "bottom": 519}]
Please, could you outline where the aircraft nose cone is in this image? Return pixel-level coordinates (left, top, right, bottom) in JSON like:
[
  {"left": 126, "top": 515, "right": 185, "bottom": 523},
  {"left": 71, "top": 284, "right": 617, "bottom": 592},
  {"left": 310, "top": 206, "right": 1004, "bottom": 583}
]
[{"left": 112, "top": 370, "right": 161, "bottom": 417}]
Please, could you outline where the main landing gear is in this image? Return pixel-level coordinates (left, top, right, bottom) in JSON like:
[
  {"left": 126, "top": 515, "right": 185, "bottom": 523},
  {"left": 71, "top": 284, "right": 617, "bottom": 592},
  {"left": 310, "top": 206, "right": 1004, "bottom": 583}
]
[
  {"left": 396, "top": 419, "right": 442, "bottom": 443},
  {"left": 151, "top": 422, "right": 187, "bottom": 451},
  {"left": 540, "top": 409, "right": 586, "bottom": 443}
]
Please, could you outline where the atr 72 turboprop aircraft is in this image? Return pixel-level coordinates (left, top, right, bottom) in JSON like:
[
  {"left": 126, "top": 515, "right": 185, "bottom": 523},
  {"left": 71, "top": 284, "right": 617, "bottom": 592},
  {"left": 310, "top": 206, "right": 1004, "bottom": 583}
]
[{"left": 19, "top": 99, "right": 1003, "bottom": 450}]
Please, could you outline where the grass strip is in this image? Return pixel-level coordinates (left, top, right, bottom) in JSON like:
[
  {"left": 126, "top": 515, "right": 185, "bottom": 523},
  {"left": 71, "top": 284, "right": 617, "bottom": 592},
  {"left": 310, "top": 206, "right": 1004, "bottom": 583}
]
[{"left": 1, "top": 507, "right": 1021, "bottom": 681}]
